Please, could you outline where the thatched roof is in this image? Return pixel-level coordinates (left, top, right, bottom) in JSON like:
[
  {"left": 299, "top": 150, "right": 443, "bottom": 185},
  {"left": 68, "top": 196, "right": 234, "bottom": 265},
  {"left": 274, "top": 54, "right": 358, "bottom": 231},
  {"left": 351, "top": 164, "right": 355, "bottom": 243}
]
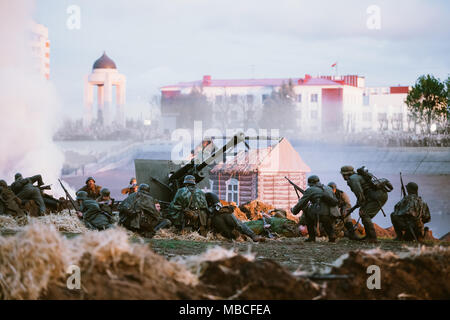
[{"left": 210, "top": 138, "right": 310, "bottom": 174}]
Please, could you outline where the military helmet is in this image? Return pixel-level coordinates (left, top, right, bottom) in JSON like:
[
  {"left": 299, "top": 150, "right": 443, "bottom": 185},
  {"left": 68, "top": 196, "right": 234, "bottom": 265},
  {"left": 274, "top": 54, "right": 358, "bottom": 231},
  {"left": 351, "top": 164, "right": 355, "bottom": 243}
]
[
  {"left": 0, "top": 180, "right": 7, "bottom": 188},
  {"left": 85, "top": 176, "right": 95, "bottom": 184},
  {"left": 138, "top": 183, "right": 150, "bottom": 193},
  {"left": 100, "top": 188, "right": 110, "bottom": 197},
  {"left": 14, "top": 172, "right": 22, "bottom": 181},
  {"left": 205, "top": 192, "right": 221, "bottom": 207},
  {"left": 307, "top": 175, "right": 320, "bottom": 186},
  {"left": 129, "top": 177, "right": 136, "bottom": 184},
  {"left": 328, "top": 182, "right": 337, "bottom": 189},
  {"left": 340, "top": 165, "right": 355, "bottom": 175},
  {"left": 183, "top": 175, "right": 196, "bottom": 185},
  {"left": 406, "top": 182, "right": 418, "bottom": 194},
  {"left": 76, "top": 191, "right": 88, "bottom": 201}
]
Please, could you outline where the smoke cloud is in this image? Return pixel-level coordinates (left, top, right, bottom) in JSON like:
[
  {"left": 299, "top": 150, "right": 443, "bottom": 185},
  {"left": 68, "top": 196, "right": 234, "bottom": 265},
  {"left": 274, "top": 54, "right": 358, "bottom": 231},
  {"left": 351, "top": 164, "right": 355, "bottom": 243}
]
[{"left": 0, "top": 0, "right": 65, "bottom": 195}]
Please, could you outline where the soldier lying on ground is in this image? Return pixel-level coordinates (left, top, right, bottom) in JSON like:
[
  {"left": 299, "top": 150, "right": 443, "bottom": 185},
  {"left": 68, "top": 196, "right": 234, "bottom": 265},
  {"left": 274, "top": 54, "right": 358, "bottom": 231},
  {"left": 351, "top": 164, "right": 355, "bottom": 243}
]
[
  {"left": 390, "top": 182, "right": 431, "bottom": 242},
  {"left": 77, "top": 176, "right": 102, "bottom": 200},
  {"left": 166, "top": 175, "right": 209, "bottom": 236},
  {"left": 0, "top": 180, "right": 27, "bottom": 217},
  {"left": 291, "top": 175, "right": 340, "bottom": 242},
  {"left": 76, "top": 190, "right": 114, "bottom": 230},
  {"left": 205, "top": 192, "right": 264, "bottom": 242},
  {"left": 118, "top": 183, "right": 171, "bottom": 238},
  {"left": 10, "top": 173, "right": 46, "bottom": 215}
]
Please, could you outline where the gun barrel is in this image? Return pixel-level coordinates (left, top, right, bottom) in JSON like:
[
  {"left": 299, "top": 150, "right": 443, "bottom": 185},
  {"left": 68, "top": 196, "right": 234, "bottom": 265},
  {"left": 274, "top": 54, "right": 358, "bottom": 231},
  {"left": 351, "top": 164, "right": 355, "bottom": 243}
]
[{"left": 196, "top": 131, "right": 245, "bottom": 171}]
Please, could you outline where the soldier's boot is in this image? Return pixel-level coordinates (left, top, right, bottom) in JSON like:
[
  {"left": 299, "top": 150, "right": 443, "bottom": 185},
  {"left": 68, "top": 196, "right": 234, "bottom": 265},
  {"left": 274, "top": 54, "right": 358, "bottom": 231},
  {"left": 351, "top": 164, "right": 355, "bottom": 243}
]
[
  {"left": 199, "top": 226, "right": 208, "bottom": 237},
  {"left": 344, "top": 222, "right": 361, "bottom": 241},
  {"left": 364, "top": 223, "right": 378, "bottom": 243},
  {"left": 153, "top": 219, "right": 171, "bottom": 232},
  {"left": 305, "top": 223, "right": 316, "bottom": 242}
]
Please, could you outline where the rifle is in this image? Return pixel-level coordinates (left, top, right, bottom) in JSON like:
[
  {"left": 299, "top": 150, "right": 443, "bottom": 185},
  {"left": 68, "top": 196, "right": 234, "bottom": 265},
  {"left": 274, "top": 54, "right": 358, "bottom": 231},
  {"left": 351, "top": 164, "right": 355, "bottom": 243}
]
[
  {"left": 284, "top": 176, "right": 305, "bottom": 199},
  {"left": 58, "top": 179, "right": 79, "bottom": 211},
  {"left": 400, "top": 172, "right": 407, "bottom": 198}
]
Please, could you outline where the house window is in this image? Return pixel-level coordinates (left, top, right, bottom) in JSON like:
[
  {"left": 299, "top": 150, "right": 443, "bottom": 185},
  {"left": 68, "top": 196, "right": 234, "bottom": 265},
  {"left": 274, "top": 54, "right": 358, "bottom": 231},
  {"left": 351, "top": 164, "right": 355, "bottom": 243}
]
[
  {"left": 226, "top": 178, "right": 239, "bottom": 204},
  {"left": 311, "top": 94, "right": 318, "bottom": 102},
  {"left": 246, "top": 94, "right": 254, "bottom": 105},
  {"left": 311, "top": 110, "right": 318, "bottom": 120},
  {"left": 297, "top": 94, "right": 302, "bottom": 102},
  {"left": 215, "top": 95, "right": 223, "bottom": 104},
  {"left": 230, "top": 95, "right": 238, "bottom": 104},
  {"left": 363, "top": 94, "right": 370, "bottom": 106},
  {"left": 262, "top": 94, "right": 269, "bottom": 102}
]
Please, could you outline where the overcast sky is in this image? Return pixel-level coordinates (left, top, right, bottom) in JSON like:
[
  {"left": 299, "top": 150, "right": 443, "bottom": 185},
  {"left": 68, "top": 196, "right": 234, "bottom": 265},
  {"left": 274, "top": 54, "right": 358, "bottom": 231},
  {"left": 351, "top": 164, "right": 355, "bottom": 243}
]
[{"left": 34, "top": 0, "right": 450, "bottom": 118}]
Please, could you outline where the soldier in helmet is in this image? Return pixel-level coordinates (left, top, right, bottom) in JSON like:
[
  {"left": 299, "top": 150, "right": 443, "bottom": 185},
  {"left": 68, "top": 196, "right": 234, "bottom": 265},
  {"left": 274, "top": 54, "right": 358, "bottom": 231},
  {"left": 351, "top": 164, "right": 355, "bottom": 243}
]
[
  {"left": 10, "top": 173, "right": 46, "bottom": 215},
  {"left": 390, "top": 182, "right": 431, "bottom": 242},
  {"left": 118, "top": 183, "right": 171, "bottom": 237},
  {"left": 328, "top": 182, "right": 360, "bottom": 240},
  {"left": 340, "top": 165, "right": 388, "bottom": 243},
  {"left": 167, "top": 175, "right": 209, "bottom": 236},
  {"left": 205, "top": 192, "right": 263, "bottom": 242},
  {"left": 291, "top": 175, "right": 340, "bottom": 242},
  {"left": 96, "top": 188, "right": 114, "bottom": 215},
  {"left": 77, "top": 177, "right": 102, "bottom": 200},
  {"left": 76, "top": 190, "right": 114, "bottom": 230}
]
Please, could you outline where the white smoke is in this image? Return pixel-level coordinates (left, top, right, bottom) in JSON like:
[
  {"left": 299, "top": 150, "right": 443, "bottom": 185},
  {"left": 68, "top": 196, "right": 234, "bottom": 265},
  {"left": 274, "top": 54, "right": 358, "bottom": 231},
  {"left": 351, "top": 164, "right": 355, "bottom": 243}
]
[{"left": 0, "top": 0, "right": 65, "bottom": 196}]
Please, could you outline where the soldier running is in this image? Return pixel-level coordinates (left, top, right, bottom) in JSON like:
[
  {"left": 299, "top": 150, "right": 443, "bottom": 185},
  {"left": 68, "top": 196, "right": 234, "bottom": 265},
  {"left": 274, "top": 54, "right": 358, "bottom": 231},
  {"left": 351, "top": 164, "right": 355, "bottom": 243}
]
[
  {"left": 390, "top": 182, "right": 431, "bottom": 242},
  {"left": 291, "top": 175, "right": 340, "bottom": 242},
  {"left": 340, "top": 165, "right": 389, "bottom": 243}
]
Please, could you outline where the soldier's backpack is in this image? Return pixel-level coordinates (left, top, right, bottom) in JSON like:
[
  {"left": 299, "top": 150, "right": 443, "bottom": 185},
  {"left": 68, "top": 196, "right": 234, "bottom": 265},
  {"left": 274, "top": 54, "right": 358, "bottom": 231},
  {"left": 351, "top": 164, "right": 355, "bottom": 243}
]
[{"left": 357, "top": 166, "right": 393, "bottom": 193}]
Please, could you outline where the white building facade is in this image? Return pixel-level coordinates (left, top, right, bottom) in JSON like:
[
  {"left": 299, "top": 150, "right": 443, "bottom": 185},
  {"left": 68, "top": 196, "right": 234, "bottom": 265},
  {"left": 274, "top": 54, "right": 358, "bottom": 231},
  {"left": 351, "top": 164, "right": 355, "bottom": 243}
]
[
  {"left": 160, "top": 74, "right": 411, "bottom": 133},
  {"left": 30, "top": 22, "right": 50, "bottom": 80}
]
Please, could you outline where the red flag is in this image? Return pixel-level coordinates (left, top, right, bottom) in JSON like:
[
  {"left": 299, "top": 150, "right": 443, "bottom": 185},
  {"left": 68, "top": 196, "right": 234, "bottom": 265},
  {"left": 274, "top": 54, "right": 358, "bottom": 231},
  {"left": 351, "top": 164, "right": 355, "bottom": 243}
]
[{"left": 331, "top": 62, "right": 337, "bottom": 68}]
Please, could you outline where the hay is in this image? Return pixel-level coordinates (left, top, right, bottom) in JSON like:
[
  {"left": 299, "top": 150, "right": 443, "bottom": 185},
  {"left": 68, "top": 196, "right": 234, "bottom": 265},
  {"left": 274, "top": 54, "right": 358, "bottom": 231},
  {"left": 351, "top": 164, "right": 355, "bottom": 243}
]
[
  {"left": 154, "top": 227, "right": 229, "bottom": 242},
  {"left": 0, "top": 223, "right": 72, "bottom": 299},
  {"left": 33, "top": 210, "right": 89, "bottom": 233},
  {"left": 0, "top": 215, "right": 21, "bottom": 231}
]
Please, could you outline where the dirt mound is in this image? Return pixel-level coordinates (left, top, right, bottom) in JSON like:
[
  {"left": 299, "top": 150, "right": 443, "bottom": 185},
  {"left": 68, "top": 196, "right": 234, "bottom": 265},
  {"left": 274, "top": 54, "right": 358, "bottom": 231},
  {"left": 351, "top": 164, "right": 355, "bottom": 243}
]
[
  {"left": 199, "top": 255, "right": 321, "bottom": 299},
  {"left": 324, "top": 246, "right": 450, "bottom": 299}
]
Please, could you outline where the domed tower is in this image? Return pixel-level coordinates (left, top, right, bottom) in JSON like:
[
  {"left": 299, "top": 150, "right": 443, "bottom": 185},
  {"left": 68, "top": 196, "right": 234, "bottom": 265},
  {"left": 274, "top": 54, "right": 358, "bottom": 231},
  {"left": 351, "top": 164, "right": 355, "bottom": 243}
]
[{"left": 84, "top": 52, "right": 126, "bottom": 127}]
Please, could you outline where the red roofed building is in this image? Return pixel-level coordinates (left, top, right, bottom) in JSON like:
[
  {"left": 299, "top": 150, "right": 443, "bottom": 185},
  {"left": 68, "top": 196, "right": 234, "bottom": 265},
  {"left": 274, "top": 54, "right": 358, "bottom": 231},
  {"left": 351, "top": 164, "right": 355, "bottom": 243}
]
[{"left": 160, "top": 74, "right": 412, "bottom": 133}]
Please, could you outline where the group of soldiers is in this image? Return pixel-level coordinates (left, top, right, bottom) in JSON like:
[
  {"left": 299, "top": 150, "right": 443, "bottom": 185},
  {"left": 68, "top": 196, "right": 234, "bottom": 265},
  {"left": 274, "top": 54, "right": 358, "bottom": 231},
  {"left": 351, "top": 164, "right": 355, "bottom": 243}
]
[
  {"left": 72, "top": 175, "right": 263, "bottom": 241},
  {"left": 0, "top": 166, "right": 432, "bottom": 244},
  {"left": 292, "top": 165, "right": 431, "bottom": 243}
]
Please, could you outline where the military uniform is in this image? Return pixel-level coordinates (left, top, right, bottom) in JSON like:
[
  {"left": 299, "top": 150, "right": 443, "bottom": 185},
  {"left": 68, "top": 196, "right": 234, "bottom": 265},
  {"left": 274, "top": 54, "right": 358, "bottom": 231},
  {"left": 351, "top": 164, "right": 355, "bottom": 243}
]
[
  {"left": 390, "top": 183, "right": 430, "bottom": 241},
  {"left": 119, "top": 185, "right": 170, "bottom": 237},
  {"left": 0, "top": 180, "right": 26, "bottom": 217},
  {"left": 77, "top": 184, "right": 102, "bottom": 200},
  {"left": 80, "top": 199, "right": 114, "bottom": 230},
  {"left": 10, "top": 174, "right": 46, "bottom": 215},
  {"left": 341, "top": 166, "right": 388, "bottom": 242},
  {"left": 167, "top": 182, "right": 209, "bottom": 235},
  {"left": 292, "top": 176, "right": 339, "bottom": 242}
]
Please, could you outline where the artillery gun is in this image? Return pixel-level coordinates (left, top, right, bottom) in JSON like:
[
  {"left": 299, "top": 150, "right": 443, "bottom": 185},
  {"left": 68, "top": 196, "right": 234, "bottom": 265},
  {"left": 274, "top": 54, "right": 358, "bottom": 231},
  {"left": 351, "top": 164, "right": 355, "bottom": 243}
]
[{"left": 134, "top": 132, "right": 246, "bottom": 205}]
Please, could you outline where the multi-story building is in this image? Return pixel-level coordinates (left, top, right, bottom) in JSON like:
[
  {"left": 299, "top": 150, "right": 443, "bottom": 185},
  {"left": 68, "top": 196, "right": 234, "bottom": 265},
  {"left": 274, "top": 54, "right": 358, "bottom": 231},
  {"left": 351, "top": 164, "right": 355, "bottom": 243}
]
[
  {"left": 160, "top": 74, "right": 411, "bottom": 133},
  {"left": 30, "top": 22, "right": 50, "bottom": 80}
]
